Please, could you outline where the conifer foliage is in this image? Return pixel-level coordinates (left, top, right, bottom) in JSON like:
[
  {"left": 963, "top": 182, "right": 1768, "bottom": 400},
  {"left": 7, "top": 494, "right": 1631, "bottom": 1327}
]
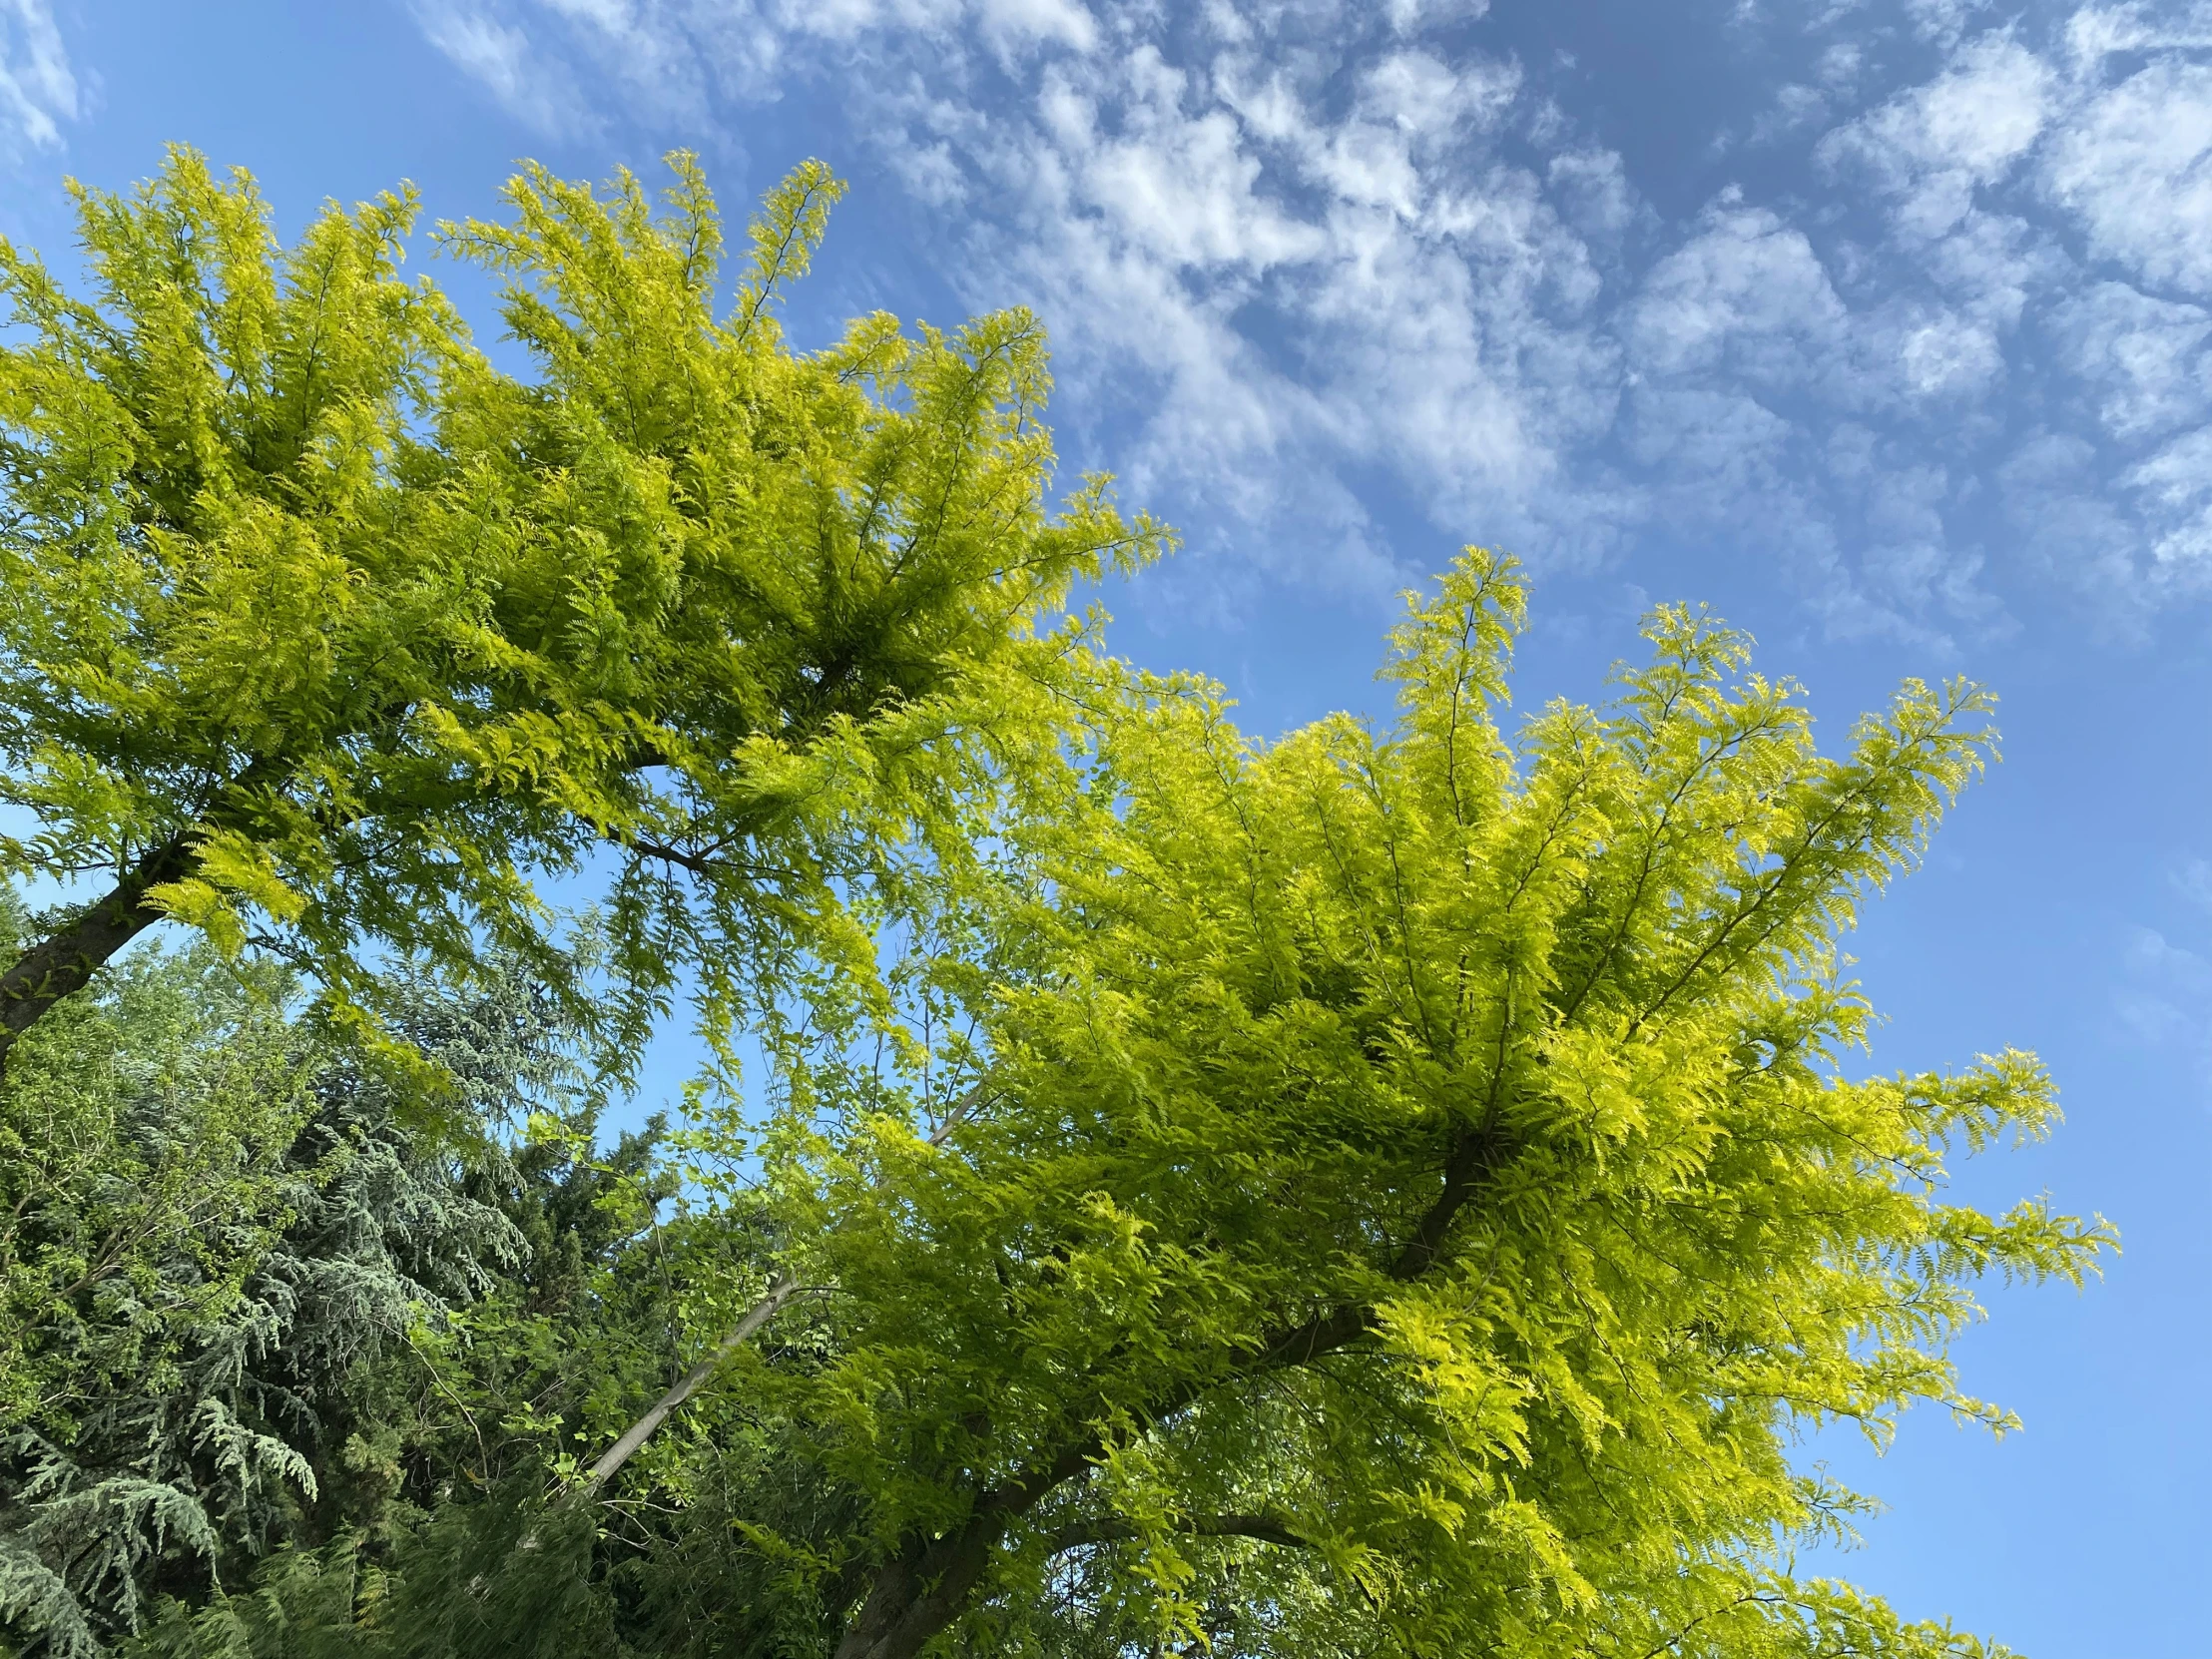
[
  {"left": 0, "top": 152, "right": 2108, "bottom": 1659},
  {"left": 0, "top": 930, "right": 665, "bottom": 1655},
  {"left": 692, "top": 549, "right": 2109, "bottom": 1659}
]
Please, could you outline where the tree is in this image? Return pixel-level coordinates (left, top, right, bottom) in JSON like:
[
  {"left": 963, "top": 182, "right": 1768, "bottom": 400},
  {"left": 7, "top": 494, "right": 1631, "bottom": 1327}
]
[
  {"left": 0, "top": 927, "right": 677, "bottom": 1655},
  {"left": 0, "top": 148, "right": 1162, "bottom": 1075},
  {"left": 727, "top": 547, "right": 2110, "bottom": 1659},
  {"left": 0, "top": 919, "right": 314, "bottom": 1656},
  {"left": 124, "top": 549, "right": 2108, "bottom": 1659}
]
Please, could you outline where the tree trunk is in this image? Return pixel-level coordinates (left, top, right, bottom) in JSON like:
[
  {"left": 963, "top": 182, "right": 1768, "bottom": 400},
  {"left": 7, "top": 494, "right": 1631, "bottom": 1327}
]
[
  {"left": 824, "top": 1117, "right": 1508, "bottom": 1657},
  {"left": 831, "top": 1521, "right": 1007, "bottom": 1659},
  {"left": 0, "top": 834, "right": 196, "bottom": 1073}
]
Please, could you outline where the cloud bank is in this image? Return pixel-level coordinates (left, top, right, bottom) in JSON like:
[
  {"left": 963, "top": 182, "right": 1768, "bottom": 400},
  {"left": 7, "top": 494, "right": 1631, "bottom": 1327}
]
[{"left": 85, "top": 1, "right": 2212, "bottom": 641}]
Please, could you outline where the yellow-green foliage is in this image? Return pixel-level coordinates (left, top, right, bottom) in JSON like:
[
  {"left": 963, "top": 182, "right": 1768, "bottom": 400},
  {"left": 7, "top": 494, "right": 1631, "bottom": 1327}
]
[
  {"left": 744, "top": 549, "right": 2108, "bottom": 1659},
  {"left": 0, "top": 149, "right": 1163, "bottom": 1068},
  {"left": 3, "top": 146, "right": 2105, "bottom": 1659}
]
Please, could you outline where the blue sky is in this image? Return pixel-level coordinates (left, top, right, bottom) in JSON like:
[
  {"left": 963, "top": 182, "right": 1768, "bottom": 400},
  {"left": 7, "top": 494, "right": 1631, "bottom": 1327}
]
[{"left": 4, "top": 0, "right": 2208, "bottom": 1652}]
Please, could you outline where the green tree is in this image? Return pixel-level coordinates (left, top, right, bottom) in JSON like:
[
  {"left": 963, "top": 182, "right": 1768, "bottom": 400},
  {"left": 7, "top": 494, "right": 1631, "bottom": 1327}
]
[
  {"left": 724, "top": 547, "right": 2110, "bottom": 1659},
  {"left": 0, "top": 928, "right": 672, "bottom": 1655},
  {"left": 131, "top": 549, "right": 2108, "bottom": 1659},
  {"left": 0, "top": 148, "right": 1161, "bottom": 1074},
  {"left": 0, "top": 920, "right": 315, "bottom": 1659}
]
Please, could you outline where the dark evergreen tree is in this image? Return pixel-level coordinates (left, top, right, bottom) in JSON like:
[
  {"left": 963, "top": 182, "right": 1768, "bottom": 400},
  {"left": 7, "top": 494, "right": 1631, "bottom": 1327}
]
[{"left": 0, "top": 913, "right": 693, "bottom": 1657}]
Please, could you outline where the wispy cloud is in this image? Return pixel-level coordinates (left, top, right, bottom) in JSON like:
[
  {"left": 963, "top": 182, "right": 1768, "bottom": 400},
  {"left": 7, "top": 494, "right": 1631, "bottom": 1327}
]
[
  {"left": 2115, "top": 857, "right": 2212, "bottom": 1075},
  {"left": 1817, "top": 32, "right": 2054, "bottom": 246},
  {"left": 0, "top": 0, "right": 77, "bottom": 156},
  {"left": 403, "top": 0, "right": 2212, "bottom": 639}
]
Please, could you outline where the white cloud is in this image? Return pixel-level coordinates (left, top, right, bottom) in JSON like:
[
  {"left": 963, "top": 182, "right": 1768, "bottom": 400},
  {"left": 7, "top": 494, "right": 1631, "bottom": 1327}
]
[
  {"left": 920, "top": 30, "right": 1632, "bottom": 592},
  {"left": 2122, "top": 425, "right": 2212, "bottom": 564},
  {"left": 2046, "top": 57, "right": 2212, "bottom": 294},
  {"left": 1382, "top": 0, "right": 1490, "bottom": 33},
  {"left": 2176, "top": 856, "right": 2212, "bottom": 913},
  {"left": 977, "top": 0, "right": 1098, "bottom": 53},
  {"left": 0, "top": 0, "right": 76, "bottom": 153},
  {"left": 1750, "top": 81, "right": 1832, "bottom": 147},
  {"left": 396, "top": 0, "right": 2212, "bottom": 636},
  {"left": 2116, "top": 919, "right": 2212, "bottom": 1062},
  {"left": 412, "top": 0, "right": 1083, "bottom": 125},
  {"left": 1547, "top": 147, "right": 1637, "bottom": 244},
  {"left": 1621, "top": 382, "right": 1793, "bottom": 492},
  {"left": 2062, "top": 1, "right": 2212, "bottom": 67},
  {"left": 1051, "top": 56, "right": 1325, "bottom": 270},
  {"left": 2115, "top": 857, "right": 2212, "bottom": 1071},
  {"left": 409, "top": 1, "right": 600, "bottom": 134},
  {"left": 1797, "top": 7, "right": 2212, "bottom": 620},
  {"left": 1914, "top": 206, "right": 2054, "bottom": 330},
  {"left": 1994, "top": 429, "right": 2145, "bottom": 602},
  {"left": 1817, "top": 41, "right": 1865, "bottom": 90},
  {"left": 1897, "top": 313, "right": 2000, "bottom": 395},
  {"left": 2051, "top": 280, "right": 2212, "bottom": 441},
  {"left": 1904, "top": 0, "right": 1998, "bottom": 48},
  {"left": 407, "top": 0, "right": 1626, "bottom": 593},
  {"left": 1629, "top": 199, "right": 1849, "bottom": 383},
  {"left": 1614, "top": 179, "right": 2032, "bottom": 636},
  {"left": 1818, "top": 33, "right": 2052, "bottom": 243}
]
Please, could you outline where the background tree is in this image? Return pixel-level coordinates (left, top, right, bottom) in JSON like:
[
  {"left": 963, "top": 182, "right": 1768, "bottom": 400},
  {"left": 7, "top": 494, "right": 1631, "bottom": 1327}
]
[
  {"left": 0, "top": 910, "right": 314, "bottom": 1655},
  {"left": 0, "top": 925, "right": 699, "bottom": 1656},
  {"left": 0, "top": 148, "right": 1163, "bottom": 1076}
]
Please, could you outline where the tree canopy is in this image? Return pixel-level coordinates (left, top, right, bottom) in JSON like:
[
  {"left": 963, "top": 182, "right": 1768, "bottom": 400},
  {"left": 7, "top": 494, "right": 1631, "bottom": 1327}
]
[
  {"left": 0, "top": 147, "right": 1160, "bottom": 1076},
  {"left": 0, "top": 928, "right": 637, "bottom": 1653},
  {"left": 643, "top": 548, "right": 2107, "bottom": 1659},
  {"left": 0, "top": 152, "right": 2108, "bottom": 1659}
]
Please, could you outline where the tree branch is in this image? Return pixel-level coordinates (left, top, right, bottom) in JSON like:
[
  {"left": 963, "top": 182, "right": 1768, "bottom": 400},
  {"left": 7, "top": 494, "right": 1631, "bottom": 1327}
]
[
  {"left": 0, "top": 833, "right": 197, "bottom": 1074},
  {"left": 573, "top": 1274, "right": 804, "bottom": 1497},
  {"left": 1045, "top": 1513, "right": 1312, "bottom": 1554},
  {"left": 830, "top": 1116, "right": 1510, "bottom": 1659},
  {"left": 577, "top": 1077, "right": 997, "bottom": 1499}
]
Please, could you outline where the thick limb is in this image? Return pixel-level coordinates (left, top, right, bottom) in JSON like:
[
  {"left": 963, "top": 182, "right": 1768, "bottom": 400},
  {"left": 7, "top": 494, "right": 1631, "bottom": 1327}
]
[
  {"left": 829, "top": 1119, "right": 1507, "bottom": 1659},
  {"left": 0, "top": 834, "right": 196, "bottom": 1073}
]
